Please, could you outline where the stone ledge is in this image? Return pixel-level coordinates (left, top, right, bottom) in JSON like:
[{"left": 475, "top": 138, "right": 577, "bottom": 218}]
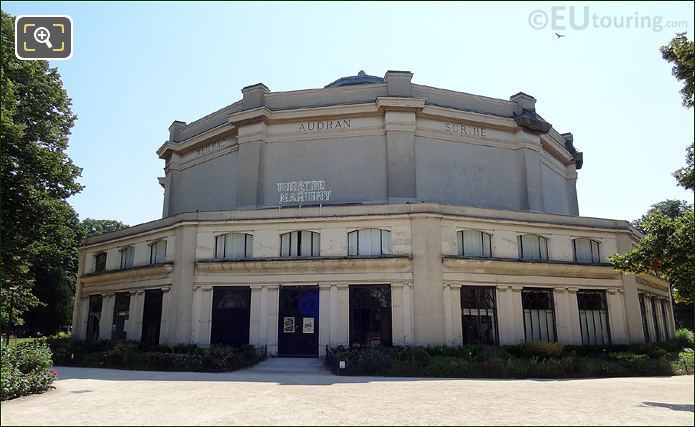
[
  {"left": 442, "top": 256, "right": 619, "bottom": 279},
  {"left": 80, "top": 262, "right": 174, "bottom": 284},
  {"left": 196, "top": 255, "right": 412, "bottom": 274}
]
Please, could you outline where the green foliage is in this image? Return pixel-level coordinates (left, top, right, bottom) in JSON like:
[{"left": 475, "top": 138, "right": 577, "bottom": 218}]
[
  {"left": 660, "top": 32, "right": 694, "bottom": 108},
  {"left": 669, "top": 329, "right": 695, "bottom": 351},
  {"left": 1, "top": 10, "right": 83, "bottom": 332},
  {"left": 1, "top": 339, "right": 56, "bottom": 400},
  {"left": 673, "top": 144, "right": 694, "bottom": 191},
  {"left": 325, "top": 344, "right": 688, "bottom": 378},
  {"left": 45, "top": 335, "right": 264, "bottom": 372},
  {"left": 80, "top": 218, "right": 130, "bottom": 238},
  {"left": 611, "top": 200, "right": 695, "bottom": 304}
]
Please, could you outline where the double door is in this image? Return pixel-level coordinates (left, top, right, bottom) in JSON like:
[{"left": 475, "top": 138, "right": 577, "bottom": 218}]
[{"left": 278, "top": 286, "right": 319, "bottom": 357}]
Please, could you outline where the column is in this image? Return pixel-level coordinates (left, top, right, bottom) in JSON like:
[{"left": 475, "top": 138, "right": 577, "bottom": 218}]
[
  {"left": 74, "top": 296, "right": 90, "bottom": 340},
  {"left": 391, "top": 283, "right": 405, "bottom": 345},
  {"left": 99, "top": 293, "right": 115, "bottom": 340},
  {"left": 266, "top": 285, "right": 279, "bottom": 355},
  {"left": 616, "top": 234, "right": 649, "bottom": 343},
  {"left": 196, "top": 286, "right": 213, "bottom": 347},
  {"left": 606, "top": 289, "right": 629, "bottom": 344},
  {"left": 329, "top": 285, "right": 339, "bottom": 345},
  {"left": 318, "top": 284, "right": 331, "bottom": 355},
  {"left": 566, "top": 288, "right": 582, "bottom": 344},
  {"left": 443, "top": 284, "right": 454, "bottom": 345},
  {"left": 128, "top": 290, "right": 145, "bottom": 342},
  {"left": 159, "top": 287, "right": 173, "bottom": 345},
  {"left": 411, "top": 216, "right": 445, "bottom": 345},
  {"left": 450, "top": 284, "right": 463, "bottom": 346},
  {"left": 260, "top": 285, "right": 269, "bottom": 346},
  {"left": 336, "top": 284, "right": 350, "bottom": 346},
  {"left": 169, "top": 225, "right": 197, "bottom": 344},
  {"left": 496, "top": 286, "right": 514, "bottom": 344},
  {"left": 510, "top": 286, "right": 525, "bottom": 344},
  {"left": 249, "top": 285, "right": 263, "bottom": 346},
  {"left": 403, "top": 282, "right": 414, "bottom": 345},
  {"left": 385, "top": 110, "right": 416, "bottom": 203}
]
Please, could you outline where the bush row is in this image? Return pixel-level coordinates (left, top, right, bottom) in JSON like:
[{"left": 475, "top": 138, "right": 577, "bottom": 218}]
[
  {"left": 46, "top": 334, "right": 266, "bottom": 372},
  {"left": 1, "top": 340, "right": 57, "bottom": 401},
  {"left": 326, "top": 329, "right": 694, "bottom": 378}
]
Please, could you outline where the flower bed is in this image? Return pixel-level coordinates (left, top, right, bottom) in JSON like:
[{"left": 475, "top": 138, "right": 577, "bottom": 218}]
[
  {"left": 325, "top": 330, "right": 694, "bottom": 378},
  {"left": 46, "top": 334, "right": 266, "bottom": 372},
  {"left": 1, "top": 340, "right": 56, "bottom": 401}
]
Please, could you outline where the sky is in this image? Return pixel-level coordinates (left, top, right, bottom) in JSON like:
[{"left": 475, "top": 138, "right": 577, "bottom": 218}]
[{"left": 4, "top": 1, "right": 694, "bottom": 226}]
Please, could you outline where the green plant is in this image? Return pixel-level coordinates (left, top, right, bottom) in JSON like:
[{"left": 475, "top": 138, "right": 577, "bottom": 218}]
[
  {"left": 646, "top": 346, "right": 668, "bottom": 359},
  {"left": 1, "top": 340, "right": 56, "bottom": 400},
  {"left": 512, "top": 342, "right": 565, "bottom": 359},
  {"left": 671, "top": 329, "right": 695, "bottom": 350}
]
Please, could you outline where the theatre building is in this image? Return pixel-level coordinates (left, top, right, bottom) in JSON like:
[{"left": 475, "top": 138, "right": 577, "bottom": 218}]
[{"left": 72, "top": 71, "right": 675, "bottom": 357}]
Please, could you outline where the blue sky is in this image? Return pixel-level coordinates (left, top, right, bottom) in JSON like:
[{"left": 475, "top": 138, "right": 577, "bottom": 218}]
[{"left": 4, "top": 1, "right": 694, "bottom": 225}]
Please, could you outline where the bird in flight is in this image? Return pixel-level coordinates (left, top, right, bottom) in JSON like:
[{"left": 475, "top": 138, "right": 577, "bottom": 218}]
[{"left": 556, "top": 33, "right": 566, "bottom": 38}]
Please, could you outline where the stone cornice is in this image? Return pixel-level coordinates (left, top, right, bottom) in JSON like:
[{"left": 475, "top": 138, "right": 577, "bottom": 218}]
[
  {"left": 636, "top": 273, "right": 670, "bottom": 292},
  {"left": 80, "top": 263, "right": 174, "bottom": 285},
  {"left": 442, "top": 256, "right": 619, "bottom": 280},
  {"left": 196, "top": 255, "right": 412, "bottom": 275}
]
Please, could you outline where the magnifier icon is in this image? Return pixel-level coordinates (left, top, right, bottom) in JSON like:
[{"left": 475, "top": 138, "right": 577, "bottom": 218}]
[{"left": 33, "top": 27, "right": 53, "bottom": 49}]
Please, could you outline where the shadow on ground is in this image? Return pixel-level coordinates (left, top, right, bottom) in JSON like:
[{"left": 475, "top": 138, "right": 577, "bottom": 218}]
[{"left": 642, "top": 401, "right": 695, "bottom": 412}]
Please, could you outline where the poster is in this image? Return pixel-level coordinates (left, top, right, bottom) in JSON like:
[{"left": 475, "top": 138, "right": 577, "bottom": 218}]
[
  {"left": 283, "top": 317, "right": 295, "bottom": 333},
  {"left": 302, "top": 317, "right": 314, "bottom": 334}
]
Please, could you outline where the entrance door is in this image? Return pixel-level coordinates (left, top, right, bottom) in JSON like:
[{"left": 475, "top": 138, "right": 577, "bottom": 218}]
[
  {"left": 211, "top": 287, "right": 251, "bottom": 347},
  {"left": 278, "top": 286, "right": 319, "bottom": 357},
  {"left": 141, "top": 290, "right": 163, "bottom": 344}
]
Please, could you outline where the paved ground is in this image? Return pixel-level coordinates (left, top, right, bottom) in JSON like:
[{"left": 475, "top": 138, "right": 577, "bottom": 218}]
[{"left": 2, "top": 358, "right": 693, "bottom": 425}]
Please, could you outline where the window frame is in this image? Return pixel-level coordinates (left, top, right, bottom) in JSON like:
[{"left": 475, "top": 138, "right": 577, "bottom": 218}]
[
  {"left": 521, "top": 288, "right": 557, "bottom": 342},
  {"left": 460, "top": 286, "right": 499, "bottom": 345},
  {"left": 347, "top": 228, "right": 392, "bottom": 256},
  {"left": 279, "top": 230, "right": 321, "bottom": 257},
  {"left": 94, "top": 252, "right": 107, "bottom": 273},
  {"left": 517, "top": 234, "right": 549, "bottom": 261},
  {"left": 576, "top": 289, "right": 611, "bottom": 345},
  {"left": 214, "top": 232, "right": 253, "bottom": 260},
  {"left": 457, "top": 230, "right": 493, "bottom": 258},
  {"left": 119, "top": 245, "right": 135, "bottom": 270},
  {"left": 149, "top": 239, "right": 168, "bottom": 264},
  {"left": 572, "top": 238, "right": 601, "bottom": 264}
]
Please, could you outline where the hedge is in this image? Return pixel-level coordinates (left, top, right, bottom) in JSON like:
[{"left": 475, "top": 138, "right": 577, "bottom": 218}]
[
  {"left": 46, "top": 334, "right": 266, "bottom": 372},
  {"left": 1, "top": 340, "right": 57, "bottom": 401},
  {"left": 326, "top": 331, "right": 694, "bottom": 378}
]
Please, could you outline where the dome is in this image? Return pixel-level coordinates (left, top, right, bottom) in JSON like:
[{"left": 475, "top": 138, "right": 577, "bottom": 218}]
[{"left": 324, "top": 70, "right": 384, "bottom": 88}]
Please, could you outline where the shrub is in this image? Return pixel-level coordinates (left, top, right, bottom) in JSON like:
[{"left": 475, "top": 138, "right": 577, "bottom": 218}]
[
  {"left": 1, "top": 340, "right": 56, "bottom": 401},
  {"left": 646, "top": 346, "right": 668, "bottom": 360},
  {"left": 668, "top": 329, "right": 695, "bottom": 351},
  {"left": 512, "top": 342, "right": 564, "bottom": 359}
]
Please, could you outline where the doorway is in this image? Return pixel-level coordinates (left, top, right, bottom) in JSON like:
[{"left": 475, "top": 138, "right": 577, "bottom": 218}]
[{"left": 278, "top": 286, "right": 319, "bottom": 357}]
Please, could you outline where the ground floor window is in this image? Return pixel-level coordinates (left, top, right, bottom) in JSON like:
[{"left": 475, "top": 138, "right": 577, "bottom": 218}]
[
  {"left": 661, "top": 299, "right": 671, "bottom": 340},
  {"left": 460, "top": 286, "right": 498, "bottom": 345},
  {"left": 349, "top": 285, "right": 392, "bottom": 347},
  {"left": 141, "top": 290, "right": 163, "bottom": 344},
  {"left": 639, "top": 293, "right": 650, "bottom": 342},
  {"left": 651, "top": 297, "right": 663, "bottom": 342},
  {"left": 86, "top": 295, "right": 102, "bottom": 341},
  {"left": 111, "top": 292, "right": 130, "bottom": 340},
  {"left": 210, "top": 287, "right": 251, "bottom": 347},
  {"left": 577, "top": 290, "right": 611, "bottom": 345},
  {"left": 522, "top": 288, "right": 556, "bottom": 342}
]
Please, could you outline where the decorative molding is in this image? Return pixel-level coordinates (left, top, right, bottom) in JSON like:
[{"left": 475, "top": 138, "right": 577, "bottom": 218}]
[
  {"left": 442, "top": 257, "right": 619, "bottom": 280},
  {"left": 81, "top": 263, "right": 174, "bottom": 285}
]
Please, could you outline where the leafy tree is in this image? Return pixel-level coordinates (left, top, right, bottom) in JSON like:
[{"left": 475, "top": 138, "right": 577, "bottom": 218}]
[
  {"left": 611, "top": 202, "right": 694, "bottom": 303},
  {"left": 660, "top": 32, "right": 694, "bottom": 108},
  {"left": 81, "top": 218, "right": 129, "bottom": 238},
  {"left": 673, "top": 143, "right": 694, "bottom": 190},
  {"left": 1, "top": 10, "right": 82, "bottom": 331}
]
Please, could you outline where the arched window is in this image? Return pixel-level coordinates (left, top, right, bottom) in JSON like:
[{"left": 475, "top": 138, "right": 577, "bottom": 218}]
[
  {"left": 517, "top": 234, "right": 549, "bottom": 260},
  {"left": 348, "top": 229, "right": 391, "bottom": 256},
  {"left": 457, "top": 230, "right": 492, "bottom": 257},
  {"left": 280, "top": 231, "right": 320, "bottom": 257},
  {"left": 573, "top": 238, "right": 600, "bottom": 263},
  {"left": 215, "top": 233, "right": 253, "bottom": 259},
  {"left": 149, "top": 239, "right": 167, "bottom": 264},
  {"left": 120, "top": 245, "right": 135, "bottom": 269},
  {"left": 94, "top": 252, "right": 107, "bottom": 273}
]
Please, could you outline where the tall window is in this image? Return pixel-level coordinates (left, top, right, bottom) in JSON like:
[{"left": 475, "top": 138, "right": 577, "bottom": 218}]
[
  {"left": 141, "top": 290, "right": 163, "bottom": 345},
  {"left": 522, "top": 288, "right": 556, "bottom": 342},
  {"left": 280, "top": 231, "right": 320, "bottom": 257},
  {"left": 349, "top": 285, "right": 392, "bottom": 347},
  {"left": 639, "top": 293, "right": 650, "bottom": 342},
  {"left": 215, "top": 233, "right": 253, "bottom": 259},
  {"left": 457, "top": 230, "right": 492, "bottom": 257},
  {"left": 577, "top": 290, "right": 610, "bottom": 345},
  {"left": 348, "top": 229, "right": 391, "bottom": 256},
  {"left": 85, "top": 295, "right": 102, "bottom": 341},
  {"left": 94, "top": 252, "right": 107, "bottom": 273},
  {"left": 120, "top": 245, "right": 135, "bottom": 269},
  {"left": 460, "top": 287, "right": 498, "bottom": 345},
  {"left": 650, "top": 297, "right": 662, "bottom": 342},
  {"left": 518, "top": 234, "right": 549, "bottom": 260},
  {"left": 111, "top": 292, "right": 130, "bottom": 340},
  {"left": 149, "top": 240, "right": 167, "bottom": 264},
  {"left": 211, "top": 287, "right": 251, "bottom": 347},
  {"left": 573, "top": 239, "right": 601, "bottom": 263}
]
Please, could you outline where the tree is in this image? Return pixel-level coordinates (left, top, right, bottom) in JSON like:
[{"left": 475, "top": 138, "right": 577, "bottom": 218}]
[
  {"left": 1, "top": 10, "right": 83, "bottom": 331},
  {"left": 660, "top": 32, "right": 694, "bottom": 108},
  {"left": 673, "top": 143, "right": 694, "bottom": 190},
  {"left": 81, "top": 218, "right": 130, "bottom": 238}
]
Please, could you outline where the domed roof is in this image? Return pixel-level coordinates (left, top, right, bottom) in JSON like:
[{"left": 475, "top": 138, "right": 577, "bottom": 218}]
[{"left": 324, "top": 70, "right": 384, "bottom": 88}]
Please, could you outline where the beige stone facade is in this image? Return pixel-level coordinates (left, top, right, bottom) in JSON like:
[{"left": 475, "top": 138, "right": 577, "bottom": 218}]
[{"left": 73, "top": 71, "right": 675, "bottom": 356}]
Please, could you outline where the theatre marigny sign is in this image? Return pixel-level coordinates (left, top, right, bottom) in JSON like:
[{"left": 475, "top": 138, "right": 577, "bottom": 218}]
[{"left": 276, "top": 180, "right": 332, "bottom": 205}]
